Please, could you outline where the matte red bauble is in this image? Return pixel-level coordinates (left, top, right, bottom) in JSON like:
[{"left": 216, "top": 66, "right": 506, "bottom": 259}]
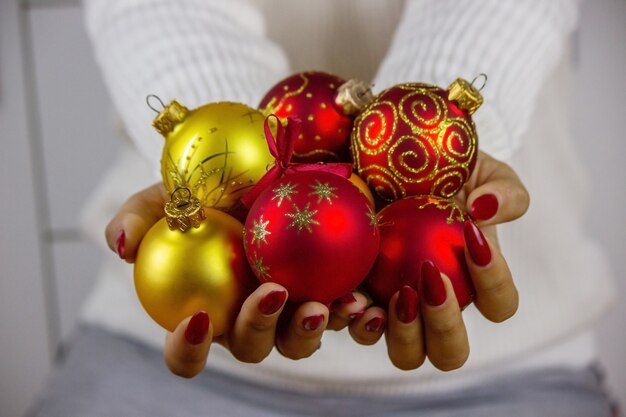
[
  {"left": 351, "top": 79, "right": 483, "bottom": 201},
  {"left": 244, "top": 171, "right": 380, "bottom": 303},
  {"left": 364, "top": 195, "right": 475, "bottom": 309},
  {"left": 259, "top": 71, "right": 363, "bottom": 163}
]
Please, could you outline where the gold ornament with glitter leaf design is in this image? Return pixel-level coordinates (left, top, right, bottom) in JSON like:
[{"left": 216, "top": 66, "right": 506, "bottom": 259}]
[{"left": 151, "top": 98, "right": 274, "bottom": 212}]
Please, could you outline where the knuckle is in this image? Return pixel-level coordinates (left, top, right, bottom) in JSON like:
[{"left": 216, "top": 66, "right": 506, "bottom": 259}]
[
  {"left": 427, "top": 317, "right": 460, "bottom": 340},
  {"left": 230, "top": 347, "right": 269, "bottom": 364}
]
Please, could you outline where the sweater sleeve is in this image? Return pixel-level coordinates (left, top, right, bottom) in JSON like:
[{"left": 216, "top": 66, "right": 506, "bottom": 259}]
[
  {"left": 373, "top": 0, "right": 580, "bottom": 160},
  {"left": 83, "top": 0, "right": 290, "bottom": 167}
]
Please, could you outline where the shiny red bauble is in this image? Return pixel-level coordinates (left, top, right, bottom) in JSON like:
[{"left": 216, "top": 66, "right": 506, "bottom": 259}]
[
  {"left": 351, "top": 82, "right": 480, "bottom": 201},
  {"left": 244, "top": 171, "right": 380, "bottom": 303},
  {"left": 259, "top": 71, "right": 354, "bottom": 163},
  {"left": 364, "top": 195, "right": 475, "bottom": 309}
]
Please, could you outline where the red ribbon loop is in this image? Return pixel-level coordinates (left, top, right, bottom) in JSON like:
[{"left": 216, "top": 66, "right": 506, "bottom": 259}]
[{"left": 242, "top": 114, "right": 352, "bottom": 208}]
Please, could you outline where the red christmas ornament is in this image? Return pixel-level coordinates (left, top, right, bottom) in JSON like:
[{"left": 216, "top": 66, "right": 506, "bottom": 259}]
[
  {"left": 364, "top": 195, "right": 475, "bottom": 309},
  {"left": 244, "top": 170, "right": 380, "bottom": 303},
  {"left": 259, "top": 71, "right": 371, "bottom": 163},
  {"left": 351, "top": 79, "right": 483, "bottom": 201}
]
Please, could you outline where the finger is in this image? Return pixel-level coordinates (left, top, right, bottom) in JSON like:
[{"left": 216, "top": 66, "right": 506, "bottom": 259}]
[
  {"left": 227, "top": 283, "right": 288, "bottom": 363},
  {"left": 464, "top": 221, "right": 519, "bottom": 323},
  {"left": 275, "top": 302, "right": 328, "bottom": 360},
  {"left": 419, "top": 261, "right": 469, "bottom": 371},
  {"left": 348, "top": 306, "right": 387, "bottom": 346},
  {"left": 164, "top": 311, "right": 213, "bottom": 378},
  {"left": 462, "top": 152, "right": 530, "bottom": 226},
  {"left": 326, "top": 291, "right": 369, "bottom": 331},
  {"left": 104, "top": 182, "right": 168, "bottom": 263},
  {"left": 385, "top": 286, "right": 425, "bottom": 370}
]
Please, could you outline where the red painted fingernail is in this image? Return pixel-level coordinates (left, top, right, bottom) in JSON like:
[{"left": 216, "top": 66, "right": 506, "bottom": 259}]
[
  {"left": 421, "top": 261, "right": 446, "bottom": 306},
  {"left": 115, "top": 230, "right": 125, "bottom": 259},
  {"left": 184, "top": 311, "right": 209, "bottom": 345},
  {"left": 302, "top": 314, "right": 325, "bottom": 331},
  {"left": 348, "top": 310, "right": 365, "bottom": 320},
  {"left": 464, "top": 221, "right": 492, "bottom": 266},
  {"left": 396, "top": 286, "right": 418, "bottom": 324},
  {"left": 329, "top": 292, "right": 357, "bottom": 312},
  {"left": 258, "top": 290, "right": 287, "bottom": 315},
  {"left": 470, "top": 193, "right": 499, "bottom": 221},
  {"left": 365, "top": 316, "right": 386, "bottom": 332}
]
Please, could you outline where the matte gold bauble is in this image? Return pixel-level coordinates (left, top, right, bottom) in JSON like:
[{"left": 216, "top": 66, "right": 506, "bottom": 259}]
[{"left": 134, "top": 207, "right": 256, "bottom": 336}]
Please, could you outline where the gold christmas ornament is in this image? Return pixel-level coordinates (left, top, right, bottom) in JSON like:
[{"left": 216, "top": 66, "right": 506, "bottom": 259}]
[
  {"left": 134, "top": 207, "right": 257, "bottom": 336},
  {"left": 152, "top": 99, "right": 274, "bottom": 212},
  {"left": 164, "top": 187, "right": 206, "bottom": 232}
]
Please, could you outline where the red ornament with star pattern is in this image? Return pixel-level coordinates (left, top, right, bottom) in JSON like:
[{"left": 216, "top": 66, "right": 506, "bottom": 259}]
[
  {"left": 351, "top": 79, "right": 483, "bottom": 202},
  {"left": 364, "top": 195, "right": 475, "bottom": 309},
  {"left": 243, "top": 171, "right": 380, "bottom": 303},
  {"left": 259, "top": 71, "right": 355, "bottom": 163}
]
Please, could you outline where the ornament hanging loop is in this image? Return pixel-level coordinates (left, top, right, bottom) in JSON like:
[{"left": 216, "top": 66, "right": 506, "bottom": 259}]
[
  {"left": 470, "top": 73, "right": 488, "bottom": 91},
  {"left": 146, "top": 94, "right": 166, "bottom": 114}
]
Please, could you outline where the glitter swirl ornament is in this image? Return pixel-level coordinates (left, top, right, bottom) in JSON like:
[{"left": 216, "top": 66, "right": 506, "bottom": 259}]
[
  {"left": 134, "top": 190, "right": 257, "bottom": 336},
  {"left": 151, "top": 98, "right": 274, "bottom": 212},
  {"left": 259, "top": 71, "right": 372, "bottom": 163},
  {"left": 243, "top": 171, "right": 380, "bottom": 303},
  {"left": 364, "top": 195, "right": 475, "bottom": 309},
  {"left": 351, "top": 78, "right": 483, "bottom": 202}
]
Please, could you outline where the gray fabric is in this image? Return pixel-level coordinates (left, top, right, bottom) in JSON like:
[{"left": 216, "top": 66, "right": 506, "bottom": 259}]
[{"left": 28, "top": 326, "right": 615, "bottom": 417}]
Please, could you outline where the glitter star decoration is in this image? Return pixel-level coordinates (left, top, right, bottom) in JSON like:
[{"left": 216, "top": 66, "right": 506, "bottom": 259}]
[
  {"left": 285, "top": 202, "right": 320, "bottom": 234},
  {"left": 366, "top": 205, "right": 379, "bottom": 227},
  {"left": 252, "top": 253, "right": 271, "bottom": 279},
  {"left": 271, "top": 182, "right": 298, "bottom": 207},
  {"left": 250, "top": 215, "right": 271, "bottom": 247},
  {"left": 308, "top": 180, "right": 338, "bottom": 204}
]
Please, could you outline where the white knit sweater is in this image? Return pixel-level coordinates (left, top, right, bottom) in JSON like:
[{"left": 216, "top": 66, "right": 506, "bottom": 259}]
[{"left": 81, "top": 0, "right": 615, "bottom": 394}]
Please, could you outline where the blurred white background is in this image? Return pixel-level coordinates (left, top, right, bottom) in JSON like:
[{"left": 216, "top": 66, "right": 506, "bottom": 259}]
[{"left": 0, "top": 0, "right": 624, "bottom": 416}]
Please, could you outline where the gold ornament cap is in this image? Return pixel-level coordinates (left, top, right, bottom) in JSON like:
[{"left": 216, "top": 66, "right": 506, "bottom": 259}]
[
  {"left": 164, "top": 187, "right": 206, "bottom": 232},
  {"left": 447, "top": 77, "right": 484, "bottom": 115},
  {"left": 152, "top": 99, "right": 190, "bottom": 137},
  {"left": 335, "top": 79, "right": 374, "bottom": 115}
]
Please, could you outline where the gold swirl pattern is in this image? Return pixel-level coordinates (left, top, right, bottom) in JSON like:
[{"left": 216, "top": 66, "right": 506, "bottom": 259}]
[
  {"left": 430, "top": 166, "right": 468, "bottom": 199},
  {"left": 352, "top": 83, "right": 478, "bottom": 201},
  {"left": 359, "top": 164, "right": 404, "bottom": 202},
  {"left": 354, "top": 100, "right": 398, "bottom": 154},
  {"left": 399, "top": 87, "right": 447, "bottom": 132},
  {"left": 387, "top": 134, "right": 437, "bottom": 183},
  {"left": 438, "top": 118, "right": 476, "bottom": 163}
]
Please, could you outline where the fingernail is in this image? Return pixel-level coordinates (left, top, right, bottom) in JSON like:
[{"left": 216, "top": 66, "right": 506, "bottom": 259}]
[
  {"left": 184, "top": 311, "right": 209, "bottom": 345},
  {"left": 365, "top": 316, "right": 386, "bottom": 332},
  {"left": 464, "top": 221, "right": 492, "bottom": 266},
  {"left": 396, "top": 285, "right": 418, "bottom": 324},
  {"left": 348, "top": 310, "right": 365, "bottom": 320},
  {"left": 258, "top": 290, "right": 287, "bottom": 315},
  {"left": 302, "top": 314, "right": 325, "bottom": 331},
  {"left": 421, "top": 261, "right": 446, "bottom": 306},
  {"left": 470, "top": 193, "right": 499, "bottom": 221},
  {"left": 115, "top": 230, "right": 125, "bottom": 259},
  {"left": 329, "top": 292, "right": 357, "bottom": 312}
]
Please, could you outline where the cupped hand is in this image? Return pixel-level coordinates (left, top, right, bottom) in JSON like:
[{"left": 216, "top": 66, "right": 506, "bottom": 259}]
[
  {"left": 105, "top": 183, "right": 332, "bottom": 377},
  {"left": 347, "top": 151, "right": 530, "bottom": 371}
]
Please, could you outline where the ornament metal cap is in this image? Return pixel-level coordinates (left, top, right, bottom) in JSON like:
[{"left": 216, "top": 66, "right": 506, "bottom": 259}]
[
  {"left": 335, "top": 79, "right": 374, "bottom": 115},
  {"left": 447, "top": 77, "right": 484, "bottom": 115},
  {"left": 152, "top": 99, "right": 189, "bottom": 137},
  {"left": 164, "top": 187, "right": 206, "bottom": 232}
]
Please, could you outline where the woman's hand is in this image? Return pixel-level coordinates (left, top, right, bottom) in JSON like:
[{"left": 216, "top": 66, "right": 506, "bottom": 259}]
[
  {"left": 346, "top": 151, "right": 530, "bottom": 371},
  {"left": 105, "top": 183, "right": 330, "bottom": 378}
]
